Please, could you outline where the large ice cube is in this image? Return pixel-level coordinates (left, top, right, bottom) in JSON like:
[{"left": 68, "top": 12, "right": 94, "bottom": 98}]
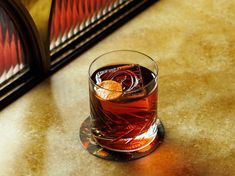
[{"left": 95, "top": 64, "right": 146, "bottom": 99}]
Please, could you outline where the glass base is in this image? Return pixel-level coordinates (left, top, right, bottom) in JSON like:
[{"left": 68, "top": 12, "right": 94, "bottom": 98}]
[{"left": 79, "top": 117, "right": 165, "bottom": 161}]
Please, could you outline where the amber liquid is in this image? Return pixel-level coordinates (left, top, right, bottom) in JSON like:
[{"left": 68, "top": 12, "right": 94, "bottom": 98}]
[{"left": 90, "top": 64, "right": 158, "bottom": 151}]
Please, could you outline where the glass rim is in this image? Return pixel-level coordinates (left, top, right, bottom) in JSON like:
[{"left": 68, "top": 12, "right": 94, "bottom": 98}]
[{"left": 88, "top": 50, "right": 158, "bottom": 93}]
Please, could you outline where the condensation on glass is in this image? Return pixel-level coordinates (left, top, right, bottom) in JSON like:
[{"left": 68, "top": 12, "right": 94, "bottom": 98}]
[
  {"left": 49, "top": 0, "right": 126, "bottom": 52},
  {"left": 0, "top": 6, "right": 26, "bottom": 86}
]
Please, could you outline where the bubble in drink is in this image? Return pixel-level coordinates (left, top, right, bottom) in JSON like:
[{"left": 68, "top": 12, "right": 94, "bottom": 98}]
[{"left": 90, "top": 64, "right": 158, "bottom": 152}]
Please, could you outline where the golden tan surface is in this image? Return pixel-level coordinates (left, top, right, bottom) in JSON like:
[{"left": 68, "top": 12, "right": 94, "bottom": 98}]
[{"left": 1, "top": 0, "right": 235, "bottom": 175}]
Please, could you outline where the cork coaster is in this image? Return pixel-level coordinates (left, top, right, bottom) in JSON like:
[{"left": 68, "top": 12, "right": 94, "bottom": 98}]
[{"left": 79, "top": 117, "right": 164, "bottom": 161}]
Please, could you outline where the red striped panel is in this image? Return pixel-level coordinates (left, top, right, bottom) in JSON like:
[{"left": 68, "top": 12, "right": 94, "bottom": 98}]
[
  {"left": 0, "top": 6, "right": 26, "bottom": 85},
  {"left": 50, "top": 0, "right": 120, "bottom": 51}
]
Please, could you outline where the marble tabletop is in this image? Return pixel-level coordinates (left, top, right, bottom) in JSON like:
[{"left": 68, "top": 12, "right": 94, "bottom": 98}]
[{"left": 0, "top": 0, "right": 234, "bottom": 175}]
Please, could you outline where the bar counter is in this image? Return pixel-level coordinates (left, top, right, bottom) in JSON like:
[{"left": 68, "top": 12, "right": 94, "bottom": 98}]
[{"left": 0, "top": 0, "right": 234, "bottom": 175}]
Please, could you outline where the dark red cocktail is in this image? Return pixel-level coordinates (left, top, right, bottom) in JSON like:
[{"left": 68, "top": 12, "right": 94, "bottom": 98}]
[{"left": 89, "top": 51, "right": 158, "bottom": 152}]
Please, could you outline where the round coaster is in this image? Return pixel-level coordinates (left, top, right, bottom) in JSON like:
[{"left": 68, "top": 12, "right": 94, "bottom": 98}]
[{"left": 79, "top": 117, "right": 165, "bottom": 161}]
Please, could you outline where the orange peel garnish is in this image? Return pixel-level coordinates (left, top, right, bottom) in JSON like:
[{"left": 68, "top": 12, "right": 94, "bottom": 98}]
[{"left": 95, "top": 80, "right": 122, "bottom": 100}]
